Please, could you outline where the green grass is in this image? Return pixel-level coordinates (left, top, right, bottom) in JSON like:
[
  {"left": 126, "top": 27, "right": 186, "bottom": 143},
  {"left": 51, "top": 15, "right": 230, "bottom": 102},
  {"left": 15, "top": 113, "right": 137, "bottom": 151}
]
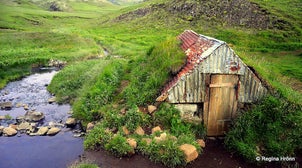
[
  {"left": 225, "top": 96, "right": 302, "bottom": 163},
  {"left": 123, "top": 37, "right": 185, "bottom": 106},
  {"left": 48, "top": 59, "right": 111, "bottom": 103},
  {"left": 1, "top": 0, "right": 302, "bottom": 166}
]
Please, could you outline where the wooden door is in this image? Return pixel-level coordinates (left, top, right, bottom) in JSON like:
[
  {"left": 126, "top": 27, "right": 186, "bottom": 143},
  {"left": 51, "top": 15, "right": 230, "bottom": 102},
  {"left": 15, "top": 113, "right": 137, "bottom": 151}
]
[{"left": 207, "top": 75, "right": 238, "bottom": 136}]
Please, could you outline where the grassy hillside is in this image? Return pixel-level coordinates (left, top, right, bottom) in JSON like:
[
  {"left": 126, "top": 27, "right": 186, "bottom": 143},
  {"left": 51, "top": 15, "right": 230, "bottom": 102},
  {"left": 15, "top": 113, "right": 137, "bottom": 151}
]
[{"left": 0, "top": 0, "right": 302, "bottom": 166}]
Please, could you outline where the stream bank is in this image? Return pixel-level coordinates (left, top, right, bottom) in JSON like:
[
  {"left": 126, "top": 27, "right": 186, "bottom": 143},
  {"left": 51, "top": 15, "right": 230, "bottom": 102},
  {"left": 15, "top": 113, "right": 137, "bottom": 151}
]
[{"left": 0, "top": 68, "right": 84, "bottom": 168}]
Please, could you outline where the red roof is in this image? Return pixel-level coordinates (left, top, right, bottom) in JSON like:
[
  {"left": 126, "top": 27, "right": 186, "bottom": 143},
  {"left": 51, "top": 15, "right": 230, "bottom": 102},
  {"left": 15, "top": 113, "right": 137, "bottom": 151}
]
[{"left": 158, "top": 30, "right": 219, "bottom": 99}]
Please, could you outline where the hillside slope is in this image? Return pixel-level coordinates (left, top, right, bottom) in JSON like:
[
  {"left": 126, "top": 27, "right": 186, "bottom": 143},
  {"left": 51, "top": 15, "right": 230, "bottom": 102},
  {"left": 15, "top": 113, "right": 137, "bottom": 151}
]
[{"left": 100, "top": 0, "right": 302, "bottom": 104}]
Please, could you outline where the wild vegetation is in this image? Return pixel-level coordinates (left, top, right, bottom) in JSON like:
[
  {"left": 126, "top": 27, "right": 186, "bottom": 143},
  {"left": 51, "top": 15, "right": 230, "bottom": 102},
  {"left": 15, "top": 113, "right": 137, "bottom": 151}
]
[
  {"left": 225, "top": 96, "right": 302, "bottom": 163},
  {"left": 0, "top": 0, "right": 301, "bottom": 167}
]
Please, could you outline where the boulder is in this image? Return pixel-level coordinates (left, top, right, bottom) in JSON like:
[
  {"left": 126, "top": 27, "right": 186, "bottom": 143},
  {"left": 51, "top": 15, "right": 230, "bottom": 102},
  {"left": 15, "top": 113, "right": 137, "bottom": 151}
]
[
  {"left": 37, "top": 127, "right": 49, "bottom": 136},
  {"left": 147, "top": 105, "right": 157, "bottom": 114},
  {"left": 134, "top": 126, "right": 145, "bottom": 135},
  {"left": 151, "top": 126, "right": 162, "bottom": 134},
  {"left": 196, "top": 139, "right": 205, "bottom": 148},
  {"left": 9, "top": 124, "right": 18, "bottom": 130},
  {"left": 127, "top": 138, "right": 137, "bottom": 149},
  {"left": 86, "top": 122, "right": 94, "bottom": 132},
  {"left": 65, "top": 118, "right": 76, "bottom": 127},
  {"left": 0, "top": 102, "right": 12, "bottom": 110},
  {"left": 17, "top": 122, "right": 31, "bottom": 130},
  {"left": 154, "top": 132, "right": 167, "bottom": 143},
  {"left": 24, "top": 111, "right": 45, "bottom": 122},
  {"left": 48, "top": 97, "right": 56, "bottom": 104},
  {"left": 3, "top": 127, "right": 17, "bottom": 136},
  {"left": 47, "top": 127, "right": 60, "bottom": 136},
  {"left": 179, "top": 144, "right": 198, "bottom": 163},
  {"left": 122, "top": 126, "right": 130, "bottom": 135}
]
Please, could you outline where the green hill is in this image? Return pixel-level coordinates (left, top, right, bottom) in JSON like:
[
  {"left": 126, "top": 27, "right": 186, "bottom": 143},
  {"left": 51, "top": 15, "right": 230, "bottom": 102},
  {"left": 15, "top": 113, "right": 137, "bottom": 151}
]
[{"left": 1, "top": 0, "right": 302, "bottom": 166}]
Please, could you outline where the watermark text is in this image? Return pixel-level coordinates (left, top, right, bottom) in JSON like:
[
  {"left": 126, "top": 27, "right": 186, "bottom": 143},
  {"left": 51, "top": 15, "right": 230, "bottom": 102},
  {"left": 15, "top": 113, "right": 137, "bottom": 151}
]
[{"left": 256, "top": 156, "right": 296, "bottom": 162}]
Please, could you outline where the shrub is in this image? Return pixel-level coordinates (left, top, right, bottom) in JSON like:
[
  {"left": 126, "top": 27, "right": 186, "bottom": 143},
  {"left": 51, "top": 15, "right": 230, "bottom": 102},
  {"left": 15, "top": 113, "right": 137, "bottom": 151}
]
[
  {"left": 104, "top": 134, "right": 133, "bottom": 157},
  {"left": 102, "top": 109, "right": 124, "bottom": 130},
  {"left": 144, "top": 137, "right": 186, "bottom": 167},
  {"left": 154, "top": 103, "right": 206, "bottom": 139},
  {"left": 123, "top": 106, "right": 151, "bottom": 132},
  {"left": 84, "top": 123, "right": 113, "bottom": 150},
  {"left": 225, "top": 96, "right": 302, "bottom": 163}
]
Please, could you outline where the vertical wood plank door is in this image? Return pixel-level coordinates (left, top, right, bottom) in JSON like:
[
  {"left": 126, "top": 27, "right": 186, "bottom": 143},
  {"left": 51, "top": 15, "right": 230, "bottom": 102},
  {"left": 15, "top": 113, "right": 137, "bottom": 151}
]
[{"left": 207, "top": 75, "right": 238, "bottom": 136}]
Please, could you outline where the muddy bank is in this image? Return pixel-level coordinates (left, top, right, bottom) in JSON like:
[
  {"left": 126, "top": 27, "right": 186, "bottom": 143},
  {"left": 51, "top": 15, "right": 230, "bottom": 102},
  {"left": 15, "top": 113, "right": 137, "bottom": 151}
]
[{"left": 79, "top": 139, "right": 301, "bottom": 168}]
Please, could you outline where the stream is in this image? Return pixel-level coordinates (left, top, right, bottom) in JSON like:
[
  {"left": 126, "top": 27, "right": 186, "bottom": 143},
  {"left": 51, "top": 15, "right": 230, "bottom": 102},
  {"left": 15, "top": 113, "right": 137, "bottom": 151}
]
[{"left": 0, "top": 69, "right": 83, "bottom": 168}]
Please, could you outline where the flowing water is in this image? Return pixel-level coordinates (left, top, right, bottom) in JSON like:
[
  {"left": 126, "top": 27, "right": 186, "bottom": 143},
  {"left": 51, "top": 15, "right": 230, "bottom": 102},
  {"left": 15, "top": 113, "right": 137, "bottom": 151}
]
[{"left": 0, "top": 69, "right": 83, "bottom": 168}]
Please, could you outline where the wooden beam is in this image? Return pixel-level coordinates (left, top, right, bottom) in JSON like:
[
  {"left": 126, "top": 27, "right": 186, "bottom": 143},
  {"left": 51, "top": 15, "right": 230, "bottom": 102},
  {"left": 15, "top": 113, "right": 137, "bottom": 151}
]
[{"left": 209, "top": 83, "right": 234, "bottom": 88}]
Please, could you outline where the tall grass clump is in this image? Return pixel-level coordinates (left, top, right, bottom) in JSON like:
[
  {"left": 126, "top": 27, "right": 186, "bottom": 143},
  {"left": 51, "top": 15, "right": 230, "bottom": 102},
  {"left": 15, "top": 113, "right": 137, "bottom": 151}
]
[
  {"left": 48, "top": 60, "right": 110, "bottom": 103},
  {"left": 123, "top": 37, "right": 185, "bottom": 106},
  {"left": 154, "top": 103, "right": 206, "bottom": 139},
  {"left": 225, "top": 96, "right": 302, "bottom": 163},
  {"left": 73, "top": 61, "right": 125, "bottom": 121}
]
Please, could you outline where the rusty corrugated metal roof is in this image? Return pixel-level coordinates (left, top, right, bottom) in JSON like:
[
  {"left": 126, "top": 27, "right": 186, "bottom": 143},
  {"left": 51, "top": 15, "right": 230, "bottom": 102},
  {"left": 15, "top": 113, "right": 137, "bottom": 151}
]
[{"left": 157, "top": 30, "right": 224, "bottom": 101}]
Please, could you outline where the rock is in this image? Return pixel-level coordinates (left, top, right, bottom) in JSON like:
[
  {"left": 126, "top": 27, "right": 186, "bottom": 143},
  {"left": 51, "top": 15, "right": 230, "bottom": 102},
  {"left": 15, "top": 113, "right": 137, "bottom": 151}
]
[
  {"left": 0, "top": 116, "right": 5, "bottom": 120},
  {"left": 127, "top": 138, "right": 137, "bottom": 149},
  {"left": 4, "top": 90, "right": 9, "bottom": 95},
  {"left": 16, "top": 103, "right": 23, "bottom": 108},
  {"left": 134, "top": 126, "right": 145, "bottom": 135},
  {"left": 147, "top": 105, "right": 157, "bottom": 114},
  {"left": 142, "top": 138, "right": 152, "bottom": 145},
  {"left": 86, "top": 122, "right": 94, "bottom": 132},
  {"left": 170, "top": 135, "right": 177, "bottom": 141},
  {"left": 23, "top": 104, "right": 29, "bottom": 110},
  {"left": 37, "top": 127, "right": 49, "bottom": 136},
  {"left": 120, "top": 107, "right": 127, "bottom": 115},
  {"left": 73, "top": 132, "right": 85, "bottom": 137},
  {"left": 47, "top": 127, "right": 60, "bottom": 136},
  {"left": 3, "top": 127, "right": 17, "bottom": 136},
  {"left": 179, "top": 144, "right": 199, "bottom": 163},
  {"left": 48, "top": 97, "right": 56, "bottom": 104},
  {"left": 16, "top": 116, "right": 25, "bottom": 123},
  {"left": 65, "top": 118, "right": 76, "bottom": 127},
  {"left": 154, "top": 133, "right": 167, "bottom": 143},
  {"left": 122, "top": 126, "right": 130, "bottom": 135},
  {"left": 26, "top": 124, "right": 37, "bottom": 134},
  {"left": 48, "top": 121, "right": 64, "bottom": 127},
  {"left": 196, "top": 139, "right": 205, "bottom": 148},
  {"left": 24, "top": 111, "right": 45, "bottom": 122},
  {"left": 67, "top": 110, "right": 73, "bottom": 114},
  {"left": 0, "top": 126, "right": 4, "bottom": 135},
  {"left": 9, "top": 124, "right": 18, "bottom": 130},
  {"left": 0, "top": 102, "right": 12, "bottom": 110},
  {"left": 17, "top": 122, "right": 30, "bottom": 130},
  {"left": 151, "top": 126, "right": 162, "bottom": 134}
]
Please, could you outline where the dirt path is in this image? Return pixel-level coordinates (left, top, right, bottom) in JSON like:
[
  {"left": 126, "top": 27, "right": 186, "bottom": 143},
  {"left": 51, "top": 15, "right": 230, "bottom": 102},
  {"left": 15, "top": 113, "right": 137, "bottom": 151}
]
[{"left": 76, "top": 139, "right": 301, "bottom": 168}]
